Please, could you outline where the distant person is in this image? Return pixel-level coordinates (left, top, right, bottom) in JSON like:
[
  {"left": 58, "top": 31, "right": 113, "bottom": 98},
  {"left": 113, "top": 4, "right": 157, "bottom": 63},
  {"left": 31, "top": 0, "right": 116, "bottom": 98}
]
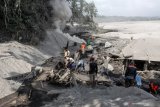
[
  {"left": 31, "top": 66, "right": 36, "bottom": 78},
  {"left": 87, "top": 37, "right": 91, "bottom": 46},
  {"left": 64, "top": 47, "right": 70, "bottom": 58},
  {"left": 76, "top": 59, "right": 85, "bottom": 73},
  {"left": 125, "top": 62, "right": 137, "bottom": 87},
  {"left": 64, "top": 47, "right": 70, "bottom": 68},
  {"left": 80, "top": 43, "right": 86, "bottom": 54},
  {"left": 135, "top": 74, "right": 142, "bottom": 88},
  {"left": 67, "top": 57, "right": 76, "bottom": 70},
  {"left": 91, "top": 35, "right": 94, "bottom": 41},
  {"left": 74, "top": 50, "right": 80, "bottom": 62},
  {"left": 89, "top": 57, "right": 98, "bottom": 87}
]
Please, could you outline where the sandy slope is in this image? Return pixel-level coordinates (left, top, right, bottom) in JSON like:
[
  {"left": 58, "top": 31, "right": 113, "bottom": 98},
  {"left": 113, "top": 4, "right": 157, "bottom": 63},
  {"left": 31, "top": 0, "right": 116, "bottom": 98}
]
[
  {"left": 38, "top": 29, "right": 85, "bottom": 56},
  {"left": 0, "top": 41, "right": 49, "bottom": 99},
  {"left": 0, "top": 29, "right": 84, "bottom": 99}
]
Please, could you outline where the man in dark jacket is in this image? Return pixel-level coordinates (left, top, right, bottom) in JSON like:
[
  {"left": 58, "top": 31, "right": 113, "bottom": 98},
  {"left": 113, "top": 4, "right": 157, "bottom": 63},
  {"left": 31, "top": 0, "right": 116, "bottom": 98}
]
[
  {"left": 125, "top": 62, "right": 137, "bottom": 87},
  {"left": 89, "top": 57, "right": 98, "bottom": 87}
]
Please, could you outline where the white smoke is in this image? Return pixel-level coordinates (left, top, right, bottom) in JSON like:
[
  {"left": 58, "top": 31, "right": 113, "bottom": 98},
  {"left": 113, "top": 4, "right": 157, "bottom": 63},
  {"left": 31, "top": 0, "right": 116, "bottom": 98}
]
[
  {"left": 50, "top": 0, "right": 72, "bottom": 30},
  {"left": 39, "top": 0, "right": 85, "bottom": 56}
]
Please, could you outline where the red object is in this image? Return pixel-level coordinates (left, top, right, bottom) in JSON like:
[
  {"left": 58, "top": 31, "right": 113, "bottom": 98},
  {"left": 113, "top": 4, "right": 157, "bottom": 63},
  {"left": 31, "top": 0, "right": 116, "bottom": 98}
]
[
  {"left": 153, "top": 85, "right": 158, "bottom": 91},
  {"left": 81, "top": 43, "right": 86, "bottom": 49},
  {"left": 150, "top": 83, "right": 158, "bottom": 91}
]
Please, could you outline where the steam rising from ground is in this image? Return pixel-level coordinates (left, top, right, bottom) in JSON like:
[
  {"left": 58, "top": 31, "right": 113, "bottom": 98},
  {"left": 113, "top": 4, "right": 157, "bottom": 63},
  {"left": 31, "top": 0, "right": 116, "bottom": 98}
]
[
  {"left": 50, "top": 0, "right": 72, "bottom": 30},
  {"left": 39, "top": 0, "right": 85, "bottom": 56}
]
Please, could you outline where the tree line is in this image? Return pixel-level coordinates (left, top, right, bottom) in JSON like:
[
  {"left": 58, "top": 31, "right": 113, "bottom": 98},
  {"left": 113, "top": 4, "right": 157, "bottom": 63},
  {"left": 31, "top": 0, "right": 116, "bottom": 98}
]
[
  {"left": 67, "top": 0, "right": 97, "bottom": 24},
  {"left": 0, "top": 0, "right": 97, "bottom": 44},
  {"left": 0, "top": 0, "right": 52, "bottom": 44}
]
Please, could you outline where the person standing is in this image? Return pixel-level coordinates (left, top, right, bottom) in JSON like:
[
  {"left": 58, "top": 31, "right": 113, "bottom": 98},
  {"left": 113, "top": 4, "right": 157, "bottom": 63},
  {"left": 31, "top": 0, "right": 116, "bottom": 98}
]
[
  {"left": 67, "top": 57, "right": 76, "bottom": 70},
  {"left": 135, "top": 74, "right": 142, "bottom": 88},
  {"left": 74, "top": 50, "right": 80, "bottom": 62},
  {"left": 87, "top": 37, "right": 91, "bottom": 46},
  {"left": 89, "top": 57, "right": 98, "bottom": 87},
  {"left": 76, "top": 59, "right": 85, "bottom": 73},
  {"left": 125, "top": 62, "right": 137, "bottom": 87},
  {"left": 64, "top": 47, "right": 70, "bottom": 68},
  {"left": 81, "top": 43, "right": 86, "bottom": 54}
]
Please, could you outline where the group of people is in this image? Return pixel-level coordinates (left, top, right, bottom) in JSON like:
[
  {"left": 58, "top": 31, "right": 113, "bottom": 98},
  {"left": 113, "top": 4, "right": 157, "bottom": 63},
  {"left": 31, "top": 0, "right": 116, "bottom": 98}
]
[
  {"left": 125, "top": 61, "right": 159, "bottom": 95},
  {"left": 63, "top": 47, "right": 85, "bottom": 71},
  {"left": 63, "top": 42, "right": 98, "bottom": 87},
  {"left": 63, "top": 40, "right": 92, "bottom": 72},
  {"left": 63, "top": 42, "right": 159, "bottom": 92}
]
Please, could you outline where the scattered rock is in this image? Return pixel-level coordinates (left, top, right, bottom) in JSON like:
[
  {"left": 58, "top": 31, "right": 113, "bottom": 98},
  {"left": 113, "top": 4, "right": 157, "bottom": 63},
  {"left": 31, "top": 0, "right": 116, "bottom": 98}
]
[{"left": 105, "top": 42, "right": 112, "bottom": 48}]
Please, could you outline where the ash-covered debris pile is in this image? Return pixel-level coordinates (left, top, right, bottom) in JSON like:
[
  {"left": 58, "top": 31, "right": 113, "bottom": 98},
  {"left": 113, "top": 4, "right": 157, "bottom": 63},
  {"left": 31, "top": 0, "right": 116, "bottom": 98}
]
[
  {"left": 43, "top": 60, "right": 112, "bottom": 87},
  {"left": 94, "top": 36, "right": 130, "bottom": 55}
]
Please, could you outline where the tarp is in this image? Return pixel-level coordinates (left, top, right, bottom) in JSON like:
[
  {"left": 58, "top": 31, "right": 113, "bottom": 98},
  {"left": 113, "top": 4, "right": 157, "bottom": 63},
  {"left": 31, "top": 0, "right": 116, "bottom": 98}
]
[{"left": 122, "top": 38, "right": 160, "bottom": 62}]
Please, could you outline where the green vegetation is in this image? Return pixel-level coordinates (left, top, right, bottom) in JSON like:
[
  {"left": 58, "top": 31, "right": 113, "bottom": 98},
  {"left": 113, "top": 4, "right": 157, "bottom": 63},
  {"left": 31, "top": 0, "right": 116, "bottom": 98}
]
[
  {"left": 67, "top": 0, "right": 97, "bottom": 24},
  {"left": 0, "top": 0, "right": 97, "bottom": 44},
  {"left": 0, "top": 0, "right": 52, "bottom": 44}
]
